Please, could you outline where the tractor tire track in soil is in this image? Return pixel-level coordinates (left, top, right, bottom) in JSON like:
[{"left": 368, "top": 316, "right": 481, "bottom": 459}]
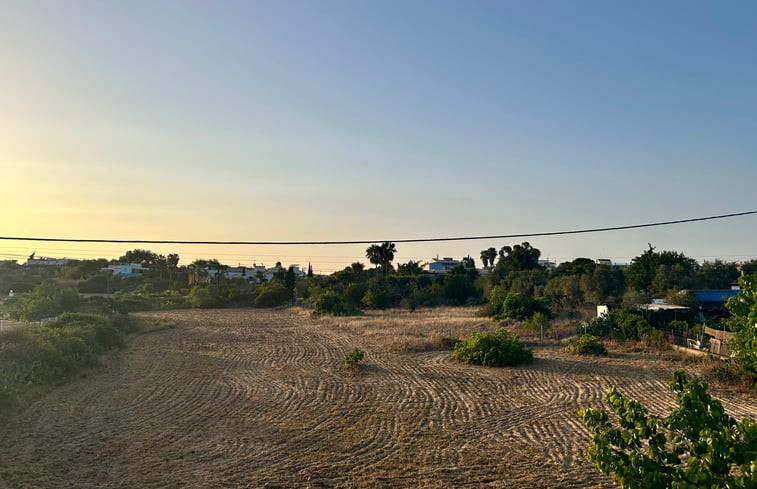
[{"left": 1, "top": 308, "right": 755, "bottom": 488}]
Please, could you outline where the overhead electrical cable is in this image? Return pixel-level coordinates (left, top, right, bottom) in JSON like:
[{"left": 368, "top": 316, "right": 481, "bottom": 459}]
[{"left": 1, "top": 210, "right": 755, "bottom": 246}]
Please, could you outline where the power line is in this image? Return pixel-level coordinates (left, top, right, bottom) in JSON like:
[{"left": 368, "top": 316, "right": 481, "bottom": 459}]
[{"left": 1, "top": 210, "right": 755, "bottom": 246}]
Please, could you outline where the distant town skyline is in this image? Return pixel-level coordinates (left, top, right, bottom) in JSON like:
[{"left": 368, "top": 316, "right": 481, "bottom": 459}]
[{"left": 2, "top": 1, "right": 755, "bottom": 273}]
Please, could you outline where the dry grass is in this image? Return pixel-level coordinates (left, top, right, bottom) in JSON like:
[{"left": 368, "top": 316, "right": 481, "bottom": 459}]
[
  {"left": 0, "top": 307, "right": 755, "bottom": 489},
  {"left": 311, "top": 307, "right": 497, "bottom": 352}
]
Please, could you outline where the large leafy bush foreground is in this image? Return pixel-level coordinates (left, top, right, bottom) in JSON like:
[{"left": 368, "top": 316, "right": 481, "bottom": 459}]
[
  {"left": 0, "top": 312, "right": 142, "bottom": 404},
  {"left": 580, "top": 370, "right": 757, "bottom": 489},
  {"left": 453, "top": 328, "right": 533, "bottom": 367}
]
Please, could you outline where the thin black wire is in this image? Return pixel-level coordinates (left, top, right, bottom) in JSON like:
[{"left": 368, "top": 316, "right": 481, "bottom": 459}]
[{"left": 1, "top": 210, "right": 755, "bottom": 246}]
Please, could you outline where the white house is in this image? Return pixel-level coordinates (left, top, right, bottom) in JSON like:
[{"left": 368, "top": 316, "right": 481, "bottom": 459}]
[
  {"left": 101, "top": 263, "right": 149, "bottom": 278},
  {"left": 200, "top": 263, "right": 306, "bottom": 283},
  {"left": 423, "top": 257, "right": 460, "bottom": 274}
]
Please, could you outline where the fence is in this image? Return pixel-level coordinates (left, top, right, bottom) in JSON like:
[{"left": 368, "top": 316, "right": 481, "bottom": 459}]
[{"left": 665, "top": 329, "right": 732, "bottom": 358}]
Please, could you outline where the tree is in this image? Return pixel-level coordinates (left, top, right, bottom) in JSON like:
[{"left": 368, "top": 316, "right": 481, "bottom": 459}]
[
  {"left": 552, "top": 257, "right": 596, "bottom": 278},
  {"left": 581, "top": 265, "right": 626, "bottom": 305},
  {"left": 441, "top": 265, "right": 480, "bottom": 305},
  {"left": 166, "top": 253, "right": 180, "bottom": 280},
  {"left": 544, "top": 275, "right": 584, "bottom": 309},
  {"left": 397, "top": 260, "right": 423, "bottom": 275},
  {"left": 307, "top": 262, "right": 314, "bottom": 278},
  {"left": 350, "top": 262, "right": 365, "bottom": 277},
  {"left": 480, "top": 250, "right": 489, "bottom": 269},
  {"left": 626, "top": 245, "right": 698, "bottom": 295},
  {"left": 696, "top": 260, "right": 740, "bottom": 289},
  {"left": 188, "top": 260, "right": 210, "bottom": 286},
  {"left": 365, "top": 242, "right": 396, "bottom": 275},
  {"left": 480, "top": 248, "right": 497, "bottom": 269},
  {"left": 285, "top": 266, "right": 296, "bottom": 292},
  {"left": 580, "top": 369, "right": 757, "bottom": 489},
  {"left": 489, "top": 242, "right": 543, "bottom": 285},
  {"left": 461, "top": 255, "right": 476, "bottom": 269},
  {"left": 726, "top": 273, "right": 757, "bottom": 375},
  {"left": 119, "top": 249, "right": 158, "bottom": 267}
]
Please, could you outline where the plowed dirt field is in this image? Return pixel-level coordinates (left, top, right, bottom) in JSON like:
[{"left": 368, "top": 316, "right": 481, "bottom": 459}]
[{"left": 1, "top": 308, "right": 755, "bottom": 488}]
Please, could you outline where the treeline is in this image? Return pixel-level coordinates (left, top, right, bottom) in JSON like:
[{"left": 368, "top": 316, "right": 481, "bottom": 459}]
[{"left": 2, "top": 244, "right": 757, "bottom": 320}]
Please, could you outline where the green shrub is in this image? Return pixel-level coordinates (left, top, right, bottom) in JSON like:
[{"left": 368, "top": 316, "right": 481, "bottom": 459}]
[
  {"left": 361, "top": 283, "right": 390, "bottom": 309},
  {"left": 453, "top": 328, "right": 533, "bottom": 367},
  {"left": 254, "top": 282, "right": 292, "bottom": 308},
  {"left": 579, "top": 315, "right": 613, "bottom": 337},
  {"left": 525, "top": 312, "right": 551, "bottom": 337},
  {"left": 189, "top": 285, "right": 219, "bottom": 308},
  {"left": 496, "top": 293, "right": 552, "bottom": 321},
  {"left": 343, "top": 348, "right": 365, "bottom": 367},
  {"left": 77, "top": 274, "right": 121, "bottom": 293},
  {"left": 666, "top": 319, "right": 690, "bottom": 333},
  {"left": 111, "top": 293, "right": 155, "bottom": 313},
  {"left": 640, "top": 328, "right": 669, "bottom": 349},
  {"left": 343, "top": 283, "right": 369, "bottom": 306},
  {"left": 312, "top": 290, "right": 363, "bottom": 316},
  {"left": 611, "top": 308, "right": 654, "bottom": 342},
  {"left": 7, "top": 281, "right": 81, "bottom": 321},
  {"left": 581, "top": 370, "right": 757, "bottom": 489},
  {"left": 567, "top": 335, "right": 607, "bottom": 356},
  {"left": 0, "top": 312, "right": 142, "bottom": 402}
]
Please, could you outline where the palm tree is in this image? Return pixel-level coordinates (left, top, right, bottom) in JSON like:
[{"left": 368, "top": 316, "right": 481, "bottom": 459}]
[
  {"left": 365, "top": 242, "right": 396, "bottom": 275},
  {"left": 366, "top": 245, "right": 383, "bottom": 269},
  {"left": 480, "top": 250, "right": 489, "bottom": 269},
  {"left": 350, "top": 262, "right": 365, "bottom": 277},
  {"left": 481, "top": 247, "right": 497, "bottom": 270}
]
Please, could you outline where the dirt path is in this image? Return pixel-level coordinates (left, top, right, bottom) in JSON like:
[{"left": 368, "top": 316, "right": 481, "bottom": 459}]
[{"left": 1, "top": 309, "right": 754, "bottom": 488}]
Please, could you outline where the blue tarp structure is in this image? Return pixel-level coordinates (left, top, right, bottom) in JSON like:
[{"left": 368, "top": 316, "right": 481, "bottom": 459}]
[{"left": 694, "top": 290, "right": 739, "bottom": 304}]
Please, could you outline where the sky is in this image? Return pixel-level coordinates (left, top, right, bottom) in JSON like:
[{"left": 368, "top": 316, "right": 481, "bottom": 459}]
[{"left": 1, "top": 1, "right": 756, "bottom": 273}]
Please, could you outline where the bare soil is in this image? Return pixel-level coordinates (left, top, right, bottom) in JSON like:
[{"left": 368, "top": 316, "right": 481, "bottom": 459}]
[{"left": 1, "top": 308, "right": 755, "bottom": 489}]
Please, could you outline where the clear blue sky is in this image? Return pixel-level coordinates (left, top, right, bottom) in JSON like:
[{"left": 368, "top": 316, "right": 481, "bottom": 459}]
[{"left": 1, "top": 1, "right": 755, "bottom": 272}]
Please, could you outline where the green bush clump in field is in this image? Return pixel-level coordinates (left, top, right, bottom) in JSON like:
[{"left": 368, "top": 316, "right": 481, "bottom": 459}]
[
  {"left": 0, "top": 312, "right": 142, "bottom": 403},
  {"left": 567, "top": 335, "right": 607, "bottom": 356},
  {"left": 579, "top": 315, "right": 614, "bottom": 337},
  {"left": 453, "top": 328, "right": 533, "bottom": 367},
  {"left": 343, "top": 348, "right": 365, "bottom": 367},
  {"left": 312, "top": 291, "right": 363, "bottom": 316},
  {"left": 494, "top": 292, "right": 552, "bottom": 321},
  {"left": 579, "top": 308, "right": 669, "bottom": 348},
  {"left": 254, "top": 281, "right": 293, "bottom": 308},
  {"left": 6, "top": 281, "right": 81, "bottom": 321}
]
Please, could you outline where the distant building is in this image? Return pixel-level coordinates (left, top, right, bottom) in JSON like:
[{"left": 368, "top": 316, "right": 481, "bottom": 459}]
[
  {"left": 101, "top": 263, "right": 149, "bottom": 278},
  {"left": 596, "top": 259, "right": 613, "bottom": 266},
  {"left": 538, "top": 259, "right": 556, "bottom": 270},
  {"left": 203, "top": 263, "right": 307, "bottom": 282},
  {"left": 423, "top": 257, "right": 460, "bottom": 274}
]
